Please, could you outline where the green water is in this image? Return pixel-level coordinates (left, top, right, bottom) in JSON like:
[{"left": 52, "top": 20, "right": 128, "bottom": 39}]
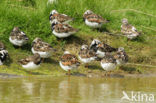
[{"left": 0, "top": 76, "right": 155, "bottom": 103}]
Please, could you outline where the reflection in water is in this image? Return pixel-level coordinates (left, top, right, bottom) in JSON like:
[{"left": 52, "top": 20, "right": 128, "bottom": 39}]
[{"left": 0, "top": 77, "right": 155, "bottom": 103}]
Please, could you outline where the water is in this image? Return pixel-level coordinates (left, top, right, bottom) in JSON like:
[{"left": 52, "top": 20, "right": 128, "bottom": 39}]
[{"left": 0, "top": 76, "right": 155, "bottom": 103}]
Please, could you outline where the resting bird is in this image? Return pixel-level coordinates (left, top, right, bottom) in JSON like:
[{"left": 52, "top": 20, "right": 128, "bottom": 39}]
[
  {"left": 18, "top": 53, "right": 41, "bottom": 70},
  {"left": 59, "top": 51, "right": 80, "bottom": 75},
  {"left": 90, "top": 39, "right": 117, "bottom": 59},
  {"left": 0, "top": 41, "right": 9, "bottom": 65},
  {"left": 0, "top": 50, "right": 9, "bottom": 65},
  {"left": 83, "top": 10, "right": 109, "bottom": 28},
  {"left": 49, "top": 10, "right": 74, "bottom": 24},
  {"left": 51, "top": 20, "right": 78, "bottom": 38},
  {"left": 101, "top": 53, "right": 117, "bottom": 76},
  {"left": 32, "top": 37, "right": 56, "bottom": 59},
  {"left": 121, "top": 18, "right": 141, "bottom": 40},
  {"left": 9, "top": 27, "right": 29, "bottom": 47},
  {"left": 78, "top": 45, "right": 97, "bottom": 68},
  {"left": 114, "top": 47, "right": 128, "bottom": 65}
]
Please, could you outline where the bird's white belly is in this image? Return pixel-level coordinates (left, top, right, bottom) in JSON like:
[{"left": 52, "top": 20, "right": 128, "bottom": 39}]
[
  {"left": 53, "top": 30, "right": 73, "bottom": 38},
  {"left": 78, "top": 56, "right": 96, "bottom": 63},
  {"left": 101, "top": 62, "right": 116, "bottom": 71},
  {"left": 9, "top": 37, "right": 27, "bottom": 46},
  {"left": 32, "top": 48, "right": 51, "bottom": 58},
  {"left": 96, "top": 50, "right": 105, "bottom": 58},
  {"left": 85, "top": 19, "right": 102, "bottom": 28},
  {"left": 59, "top": 61, "right": 77, "bottom": 71},
  {"left": 0, "top": 60, "right": 3, "bottom": 65},
  {"left": 22, "top": 62, "right": 40, "bottom": 70},
  {"left": 127, "top": 33, "right": 138, "bottom": 39}
]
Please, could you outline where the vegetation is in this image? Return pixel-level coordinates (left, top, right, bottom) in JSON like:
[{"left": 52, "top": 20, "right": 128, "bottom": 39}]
[{"left": 0, "top": 0, "right": 155, "bottom": 76}]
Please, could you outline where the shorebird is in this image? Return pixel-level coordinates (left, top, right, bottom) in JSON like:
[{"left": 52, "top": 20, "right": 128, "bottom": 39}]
[
  {"left": 18, "top": 53, "right": 41, "bottom": 70},
  {"left": 0, "top": 49, "right": 9, "bottom": 65},
  {"left": 0, "top": 41, "right": 9, "bottom": 65},
  {"left": 51, "top": 20, "right": 78, "bottom": 38},
  {"left": 83, "top": 10, "right": 109, "bottom": 28},
  {"left": 101, "top": 53, "right": 117, "bottom": 76},
  {"left": 78, "top": 45, "right": 96, "bottom": 68},
  {"left": 49, "top": 10, "right": 74, "bottom": 24},
  {"left": 9, "top": 27, "right": 29, "bottom": 47},
  {"left": 90, "top": 39, "right": 117, "bottom": 59},
  {"left": 59, "top": 51, "right": 80, "bottom": 75},
  {"left": 121, "top": 18, "right": 141, "bottom": 40},
  {"left": 114, "top": 47, "right": 128, "bottom": 65},
  {"left": 32, "top": 37, "right": 56, "bottom": 59}
]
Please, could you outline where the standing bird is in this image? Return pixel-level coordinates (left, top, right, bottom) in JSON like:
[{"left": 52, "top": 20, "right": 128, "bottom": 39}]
[
  {"left": 0, "top": 41, "right": 9, "bottom": 65},
  {"left": 83, "top": 10, "right": 109, "bottom": 29},
  {"left": 9, "top": 27, "right": 29, "bottom": 47},
  {"left": 59, "top": 51, "right": 80, "bottom": 75},
  {"left": 78, "top": 45, "right": 96, "bottom": 68},
  {"left": 121, "top": 18, "right": 141, "bottom": 40},
  {"left": 101, "top": 53, "right": 117, "bottom": 76},
  {"left": 32, "top": 37, "right": 56, "bottom": 59},
  {"left": 51, "top": 20, "right": 78, "bottom": 38},
  {"left": 18, "top": 53, "right": 41, "bottom": 70},
  {"left": 114, "top": 47, "right": 128, "bottom": 65},
  {"left": 90, "top": 39, "right": 117, "bottom": 59},
  {"left": 49, "top": 10, "right": 74, "bottom": 24}
]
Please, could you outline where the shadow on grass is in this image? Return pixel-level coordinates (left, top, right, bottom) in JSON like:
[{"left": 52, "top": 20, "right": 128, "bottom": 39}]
[
  {"left": 97, "top": 27, "right": 110, "bottom": 33},
  {"left": 13, "top": 43, "right": 31, "bottom": 51},
  {"left": 120, "top": 66, "right": 137, "bottom": 73},
  {"left": 44, "top": 58, "right": 58, "bottom": 65},
  {"left": 64, "top": 35, "right": 87, "bottom": 45},
  {"left": 131, "top": 36, "right": 145, "bottom": 43},
  {"left": 88, "top": 64, "right": 102, "bottom": 70},
  {"left": 4, "top": 56, "right": 13, "bottom": 67}
]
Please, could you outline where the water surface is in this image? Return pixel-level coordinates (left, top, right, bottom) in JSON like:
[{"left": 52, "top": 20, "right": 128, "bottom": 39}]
[{"left": 0, "top": 76, "right": 155, "bottom": 103}]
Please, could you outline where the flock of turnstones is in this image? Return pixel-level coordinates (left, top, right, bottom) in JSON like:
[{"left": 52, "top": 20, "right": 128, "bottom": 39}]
[{"left": 0, "top": 10, "right": 141, "bottom": 75}]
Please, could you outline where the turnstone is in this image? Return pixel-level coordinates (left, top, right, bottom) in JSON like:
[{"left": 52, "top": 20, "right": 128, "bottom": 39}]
[
  {"left": 78, "top": 45, "right": 96, "bottom": 67},
  {"left": 0, "top": 49, "right": 9, "bottom": 65},
  {"left": 51, "top": 20, "right": 78, "bottom": 38},
  {"left": 59, "top": 51, "right": 80, "bottom": 75},
  {"left": 32, "top": 37, "right": 56, "bottom": 58},
  {"left": 83, "top": 10, "right": 109, "bottom": 28},
  {"left": 18, "top": 53, "right": 41, "bottom": 70},
  {"left": 101, "top": 53, "right": 117, "bottom": 72},
  {"left": 90, "top": 39, "right": 117, "bottom": 59},
  {"left": 89, "top": 39, "right": 101, "bottom": 52},
  {"left": 9, "top": 27, "right": 29, "bottom": 47},
  {"left": 121, "top": 18, "right": 141, "bottom": 40},
  {"left": 114, "top": 47, "right": 128, "bottom": 65},
  {"left": 49, "top": 10, "right": 74, "bottom": 24}
]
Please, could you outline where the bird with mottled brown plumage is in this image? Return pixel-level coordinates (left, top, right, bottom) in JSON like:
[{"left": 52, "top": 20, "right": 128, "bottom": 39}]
[
  {"left": 121, "top": 18, "right": 141, "bottom": 40},
  {"left": 49, "top": 10, "right": 74, "bottom": 24},
  {"left": 83, "top": 10, "right": 109, "bottom": 28}
]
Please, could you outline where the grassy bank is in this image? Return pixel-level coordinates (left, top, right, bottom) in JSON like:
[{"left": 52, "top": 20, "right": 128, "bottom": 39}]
[{"left": 0, "top": 0, "right": 156, "bottom": 76}]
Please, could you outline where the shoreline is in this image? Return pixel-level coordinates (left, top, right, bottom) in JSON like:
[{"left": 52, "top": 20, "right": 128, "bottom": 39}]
[{"left": 0, "top": 71, "right": 156, "bottom": 79}]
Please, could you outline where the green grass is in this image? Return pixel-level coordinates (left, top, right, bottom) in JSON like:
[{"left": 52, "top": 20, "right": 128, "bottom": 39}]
[{"left": 0, "top": 0, "right": 156, "bottom": 76}]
